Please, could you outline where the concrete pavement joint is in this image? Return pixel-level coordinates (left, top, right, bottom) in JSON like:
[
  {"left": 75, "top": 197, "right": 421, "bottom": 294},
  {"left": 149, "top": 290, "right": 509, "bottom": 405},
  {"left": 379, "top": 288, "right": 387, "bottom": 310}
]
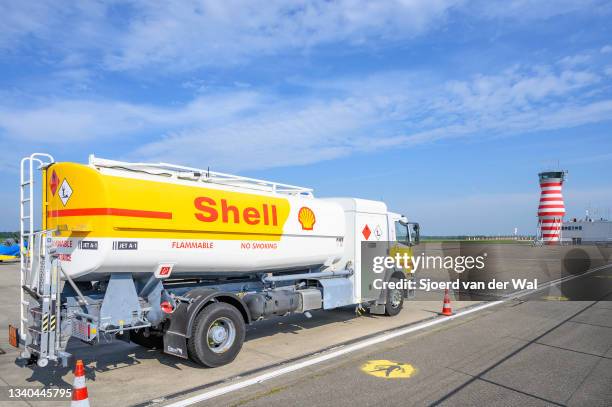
[
  {"left": 566, "top": 320, "right": 612, "bottom": 330},
  {"left": 471, "top": 374, "right": 566, "bottom": 406},
  {"left": 444, "top": 365, "right": 566, "bottom": 406},
  {"left": 564, "top": 345, "right": 612, "bottom": 405},
  {"left": 429, "top": 293, "right": 610, "bottom": 406},
  {"left": 504, "top": 335, "right": 612, "bottom": 360}
]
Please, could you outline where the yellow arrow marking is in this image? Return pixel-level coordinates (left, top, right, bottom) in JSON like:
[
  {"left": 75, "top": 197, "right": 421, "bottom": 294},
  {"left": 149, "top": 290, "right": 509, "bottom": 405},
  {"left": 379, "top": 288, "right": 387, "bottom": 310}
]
[{"left": 360, "top": 360, "right": 416, "bottom": 379}]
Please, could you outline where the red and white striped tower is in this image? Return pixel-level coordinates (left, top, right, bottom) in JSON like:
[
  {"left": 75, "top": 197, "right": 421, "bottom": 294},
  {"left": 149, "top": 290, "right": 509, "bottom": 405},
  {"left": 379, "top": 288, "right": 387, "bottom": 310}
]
[{"left": 537, "top": 171, "right": 567, "bottom": 245}]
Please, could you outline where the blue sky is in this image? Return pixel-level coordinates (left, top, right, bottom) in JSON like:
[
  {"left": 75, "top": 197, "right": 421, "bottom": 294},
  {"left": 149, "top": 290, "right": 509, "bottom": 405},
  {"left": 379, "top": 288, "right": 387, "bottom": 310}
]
[{"left": 1, "top": 1, "right": 612, "bottom": 234}]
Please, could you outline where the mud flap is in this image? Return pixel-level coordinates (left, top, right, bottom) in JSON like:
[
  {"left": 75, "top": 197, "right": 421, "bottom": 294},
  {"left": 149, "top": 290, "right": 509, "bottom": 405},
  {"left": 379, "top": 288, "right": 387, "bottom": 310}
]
[
  {"left": 163, "top": 331, "right": 188, "bottom": 359},
  {"left": 369, "top": 304, "right": 386, "bottom": 315}
]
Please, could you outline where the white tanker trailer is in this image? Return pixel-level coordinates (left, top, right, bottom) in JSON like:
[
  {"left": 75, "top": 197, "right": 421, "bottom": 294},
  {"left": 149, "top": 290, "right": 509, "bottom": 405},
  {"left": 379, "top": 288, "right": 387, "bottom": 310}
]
[{"left": 11, "top": 153, "right": 419, "bottom": 368}]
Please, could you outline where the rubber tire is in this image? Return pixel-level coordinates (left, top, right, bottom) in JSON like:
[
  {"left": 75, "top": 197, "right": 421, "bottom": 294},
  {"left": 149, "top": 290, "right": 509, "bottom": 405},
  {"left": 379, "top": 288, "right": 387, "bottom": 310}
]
[
  {"left": 130, "top": 330, "right": 163, "bottom": 349},
  {"left": 188, "top": 302, "right": 245, "bottom": 367},
  {"left": 384, "top": 276, "right": 404, "bottom": 316}
]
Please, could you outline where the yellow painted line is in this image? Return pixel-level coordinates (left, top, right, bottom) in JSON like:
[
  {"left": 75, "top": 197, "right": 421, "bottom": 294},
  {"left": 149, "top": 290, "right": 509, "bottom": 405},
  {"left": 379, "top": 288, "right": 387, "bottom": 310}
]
[
  {"left": 0, "top": 255, "right": 19, "bottom": 262},
  {"left": 542, "top": 296, "right": 569, "bottom": 301},
  {"left": 360, "top": 360, "right": 416, "bottom": 379}
]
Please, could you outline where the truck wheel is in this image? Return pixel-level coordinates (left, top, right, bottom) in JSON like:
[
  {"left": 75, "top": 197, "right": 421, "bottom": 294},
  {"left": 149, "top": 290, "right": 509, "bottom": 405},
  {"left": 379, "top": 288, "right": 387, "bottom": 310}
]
[
  {"left": 188, "top": 302, "right": 245, "bottom": 367},
  {"left": 130, "top": 330, "right": 163, "bottom": 349},
  {"left": 384, "top": 276, "right": 404, "bottom": 316}
]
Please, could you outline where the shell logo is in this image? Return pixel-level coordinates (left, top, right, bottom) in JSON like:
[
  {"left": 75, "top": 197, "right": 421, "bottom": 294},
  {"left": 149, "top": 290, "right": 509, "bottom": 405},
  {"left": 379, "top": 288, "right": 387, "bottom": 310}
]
[{"left": 298, "top": 207, "right": 316, "bottom": 231}]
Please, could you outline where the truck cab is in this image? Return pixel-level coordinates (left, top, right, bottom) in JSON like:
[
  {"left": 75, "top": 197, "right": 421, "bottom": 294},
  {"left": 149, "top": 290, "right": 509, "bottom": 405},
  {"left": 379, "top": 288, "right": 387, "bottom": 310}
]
[{"left": 323, "top": 199, "right": 419, "bottom": 313}]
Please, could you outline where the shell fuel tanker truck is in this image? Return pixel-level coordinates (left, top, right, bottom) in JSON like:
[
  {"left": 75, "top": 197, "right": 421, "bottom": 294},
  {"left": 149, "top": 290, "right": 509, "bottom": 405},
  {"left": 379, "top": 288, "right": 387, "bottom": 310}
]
[{"left": 10, "top": 153, "right": 419, "bottom": 368}]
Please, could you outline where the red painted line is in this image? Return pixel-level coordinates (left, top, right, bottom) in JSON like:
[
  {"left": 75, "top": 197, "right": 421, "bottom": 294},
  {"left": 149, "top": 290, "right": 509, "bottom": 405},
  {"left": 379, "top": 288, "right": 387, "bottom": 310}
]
[
  {"left": 538, "top": 204, "right": 566, "bottom": 209},
  {"left": 540, "top": 182, "right": 562, "bottom": 187},
  {"left": 541, "top": 226, "right": 560, "bottom": 231},
  {"left": 543, "top": 233, "right": 560, "bottom": 238},
  {"left": 48, "top": 208, "right": 172, "bottom": 219},
  {"left": 540, "top": 197, "right": 564, "bottom": 202},
  {"left": 538, "top": 212, "right": 566, "bottom": 216}
]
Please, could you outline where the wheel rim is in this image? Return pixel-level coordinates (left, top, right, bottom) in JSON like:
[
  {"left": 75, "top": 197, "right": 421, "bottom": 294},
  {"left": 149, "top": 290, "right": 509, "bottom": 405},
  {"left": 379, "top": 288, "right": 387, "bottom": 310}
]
[
  {"left": 389, "top": 289, "right": 402, "bottom": 308},
  {"left": 206, "top": 317, "right": 236, "bottom": 354}
]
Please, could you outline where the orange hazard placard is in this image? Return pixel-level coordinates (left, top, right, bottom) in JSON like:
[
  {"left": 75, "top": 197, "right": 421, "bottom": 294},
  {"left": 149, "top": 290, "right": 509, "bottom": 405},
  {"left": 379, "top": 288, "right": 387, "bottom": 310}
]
[{"left": 155, "top": 263, "right": 174, "bottom": 278}]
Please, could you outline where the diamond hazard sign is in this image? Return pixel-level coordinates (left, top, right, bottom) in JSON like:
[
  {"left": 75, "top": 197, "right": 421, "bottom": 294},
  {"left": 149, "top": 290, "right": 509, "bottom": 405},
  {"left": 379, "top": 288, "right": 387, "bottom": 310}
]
[
  {"left": 155, "top": 263, "right": 174, "bottom": 279},
  {"left": 375, "top": 225, "right": 382, "bottom": 240},
  {"left": 59, "top": 179, "right": 72, "bottom": 206},
  {"left": 50, "top": 170, "right": 59, "bottom": 196},
  {"left": 362, "top": 224, "right": 371, "bottom": 240}
]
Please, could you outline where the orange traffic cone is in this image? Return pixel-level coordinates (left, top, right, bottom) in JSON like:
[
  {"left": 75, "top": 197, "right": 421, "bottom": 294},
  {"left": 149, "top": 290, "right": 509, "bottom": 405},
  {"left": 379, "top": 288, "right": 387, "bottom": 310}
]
[
  {"left": 71, "top": 360, "right": 90, "bottom": 407},
  {"left": 441, "top": 288, "right": 453, "bottom": 316}
]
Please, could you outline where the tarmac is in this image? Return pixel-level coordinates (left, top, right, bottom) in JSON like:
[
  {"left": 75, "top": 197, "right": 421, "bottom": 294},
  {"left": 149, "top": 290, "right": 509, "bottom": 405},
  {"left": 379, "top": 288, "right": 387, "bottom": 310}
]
[
  {"left": 0, "top": 243, "right": 610, "bottom": 406},
  {"left": 173, "top": 264, "right": 612, "bottom": 407},
  {"left": 0, "top": 261, "right": 478, "bottom": 406}
]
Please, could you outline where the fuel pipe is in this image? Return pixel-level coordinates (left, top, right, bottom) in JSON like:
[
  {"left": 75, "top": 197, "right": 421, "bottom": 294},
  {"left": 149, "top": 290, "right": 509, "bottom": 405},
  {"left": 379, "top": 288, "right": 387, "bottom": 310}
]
[{"left": 261, "top": 269, "right": 352, "bottom": 283}]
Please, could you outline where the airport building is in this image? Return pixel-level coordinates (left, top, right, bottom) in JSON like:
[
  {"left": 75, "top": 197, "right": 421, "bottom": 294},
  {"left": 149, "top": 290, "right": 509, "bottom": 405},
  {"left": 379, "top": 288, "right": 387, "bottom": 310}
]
[{"left": 561, "top": 216, "right": 612, "bottom": 244}]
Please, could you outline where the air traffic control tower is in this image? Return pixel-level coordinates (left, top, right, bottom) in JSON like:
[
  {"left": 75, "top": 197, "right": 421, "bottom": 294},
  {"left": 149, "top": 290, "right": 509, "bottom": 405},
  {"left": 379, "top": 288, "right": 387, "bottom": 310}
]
[{"left": 537, "top": 171, "right": 567, "bottom": 245}]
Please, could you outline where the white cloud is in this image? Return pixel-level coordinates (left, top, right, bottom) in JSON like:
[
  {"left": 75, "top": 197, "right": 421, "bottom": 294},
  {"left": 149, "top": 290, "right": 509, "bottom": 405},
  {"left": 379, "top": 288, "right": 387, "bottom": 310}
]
[
  {"left": 0, "top": 1, "right": 115, "bottom": 64},
  {"left": 0, "top": 92, "right": 263, "bottom": 142},
  {"left": 0, "top": 0, "right": 461, "bottom": 71},
  {"left": 443, "top": 68, "right": 599, "bottom": 110},
  {"left": 601, "top": 45, "right": 612, "bottom": 54},
  {"left": 105, "top": 0, "right": 461, "bottom": 71},
  {"left": 133, "top": 65, "right": 610, "bottom": 170},
  {"left": 0, "top": 1, "right": 59, "bottom": 48},
  {"left": 133, "top": 97, "right": 375, "bottom": 169},
  {"left": 2, "top": 1, "right": 607, "bottom": 72},
  {"left": 473, "top": 0, "right": 603, "bottom": 20},
  {"left": 1, "top": 64, "right": 609, "bottom": 172},
  {"left": 559, "top": 54, "right": 591, "bottom": 67}
]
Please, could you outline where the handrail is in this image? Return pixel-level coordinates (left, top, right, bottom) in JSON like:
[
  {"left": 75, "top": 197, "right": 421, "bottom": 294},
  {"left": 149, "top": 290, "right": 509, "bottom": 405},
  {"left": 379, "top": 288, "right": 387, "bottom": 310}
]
[{"left": 89, "top": 154, "right": 314, "bottom": 196}]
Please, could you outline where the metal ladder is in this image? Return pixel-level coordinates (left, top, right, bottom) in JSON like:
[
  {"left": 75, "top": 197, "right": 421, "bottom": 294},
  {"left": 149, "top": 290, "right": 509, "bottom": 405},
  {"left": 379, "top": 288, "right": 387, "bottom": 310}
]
[
  {"left": 19, "top": 153, "right": 64, "bottom": 367},
  {"left": 19, "top": 153, "right": 54, "bottom": 341}
]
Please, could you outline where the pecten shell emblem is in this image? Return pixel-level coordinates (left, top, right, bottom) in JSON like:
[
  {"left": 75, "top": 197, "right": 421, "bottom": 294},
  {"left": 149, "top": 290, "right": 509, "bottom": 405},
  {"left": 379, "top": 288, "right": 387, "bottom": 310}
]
[{"left": 298, "top": 207, "right": 316, "bottom": 231}]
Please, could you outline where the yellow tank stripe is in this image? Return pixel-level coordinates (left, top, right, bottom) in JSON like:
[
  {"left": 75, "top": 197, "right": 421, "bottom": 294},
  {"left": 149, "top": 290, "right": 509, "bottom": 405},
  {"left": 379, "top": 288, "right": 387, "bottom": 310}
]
[{"left": 46, "top": 162, "right": 291, "bottom": 240}]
